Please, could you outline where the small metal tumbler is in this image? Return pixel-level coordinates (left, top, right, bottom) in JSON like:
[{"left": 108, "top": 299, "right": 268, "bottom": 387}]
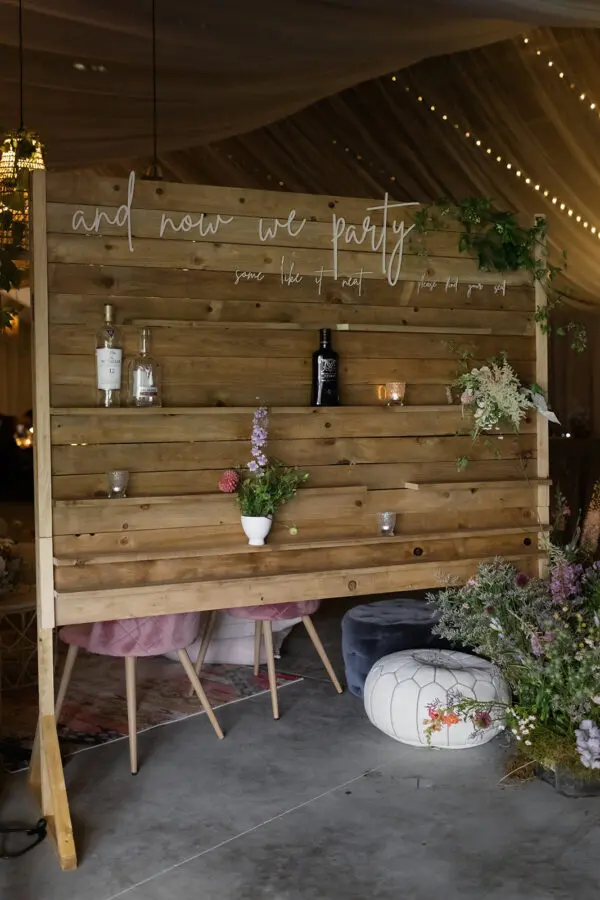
[
  {"left": 106, "top": 470, "right": 129, "bottom": 499},
  {"left": 377, "top": 511, "right": 396, "bottom": 536}
]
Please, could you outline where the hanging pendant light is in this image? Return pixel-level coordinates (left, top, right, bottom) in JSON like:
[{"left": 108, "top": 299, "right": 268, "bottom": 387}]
[
  {"left": 142, "top": 0, "right": 163, "bottom": 180},
  {"left": 0, "top": 0, "right": 45, "bottom": 189}
]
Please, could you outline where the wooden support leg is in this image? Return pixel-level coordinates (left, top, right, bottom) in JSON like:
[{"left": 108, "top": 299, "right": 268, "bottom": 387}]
[
  {"left": 262, "top": 621, "right": 279, "bottom": 720},
  {"left": 125, "top": 657, "right": 138, "bottom": 775},
  {"left": 40, "top": 715, "right": 77, "bottom": 870},
  {"left": 178, "top": 648, "right": 224, "bottom": 739},
  {"left": 188, "top": 610, "right": 218, "bottom": 696},
  {"left": 253, "top": 620, "right": 262, "bottom": 676},
  {"left": 302, "top": 616, "right": 343, "bottom": 694},
  {"left": 29, "top": 627, "right": 77, "bottom": 870},
  {"left": 55, "top": 644, "right": 79, "bottom": 720}
]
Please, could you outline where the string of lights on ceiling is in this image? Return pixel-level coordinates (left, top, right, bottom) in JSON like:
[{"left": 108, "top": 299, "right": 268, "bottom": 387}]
[
  {"left": 521, "top": 36, "right": 600, "bottom": 120},
  {"left": 355, "top": 76, "right": 600, "bottom": 241}
]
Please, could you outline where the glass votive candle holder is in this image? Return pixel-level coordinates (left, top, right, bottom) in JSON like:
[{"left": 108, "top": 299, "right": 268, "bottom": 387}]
[
  {"left": 377, "top": 511, "right": 396, "bottom": 536},
  {"left": 106, "top": 470, "right": 129, "bottom": 499},
  {"left": 377, "top": 383, "right": 406, "bottom": 405}
]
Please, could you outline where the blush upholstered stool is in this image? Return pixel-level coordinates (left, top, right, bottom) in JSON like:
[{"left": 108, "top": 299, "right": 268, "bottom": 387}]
[
  {"left": 193, "top": 601, "right": 343, "bottom": 719},
  {"left": 56, "top": 612, "right": 224, "bottom": 774}
]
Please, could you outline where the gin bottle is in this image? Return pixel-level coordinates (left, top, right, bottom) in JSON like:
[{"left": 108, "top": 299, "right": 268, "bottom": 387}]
[
  {"left": 311, "top": 328, "right": 339, "bottom": 406},
  {"left": 128, "top": 327, "right": 162, "bottom": 407},
  {"left": 96, "top": 304, "right": 122, "bottom": 407}
]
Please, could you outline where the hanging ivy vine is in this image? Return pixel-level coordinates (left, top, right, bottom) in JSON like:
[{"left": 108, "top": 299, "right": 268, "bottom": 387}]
[
  {"left": 0, "top": 131, "right": 40, "bottom": 332},
  {"left": 411, "top": 197, "right": 586, "bottom": 353}
]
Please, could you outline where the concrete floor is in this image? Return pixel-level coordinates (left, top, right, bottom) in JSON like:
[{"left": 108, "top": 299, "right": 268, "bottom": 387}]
[{"left": 2, "top": 601, "right": 600, "bottom": 900}]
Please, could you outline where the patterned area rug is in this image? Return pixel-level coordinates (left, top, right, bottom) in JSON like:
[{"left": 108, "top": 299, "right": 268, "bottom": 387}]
[{"left": 0, "top": 652, "right": 302, "bottom": 773}]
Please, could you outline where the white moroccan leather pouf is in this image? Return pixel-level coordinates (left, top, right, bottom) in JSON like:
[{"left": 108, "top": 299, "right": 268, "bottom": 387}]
[{"left": 364, "top": 648, "right": 510, "bottom": 749}]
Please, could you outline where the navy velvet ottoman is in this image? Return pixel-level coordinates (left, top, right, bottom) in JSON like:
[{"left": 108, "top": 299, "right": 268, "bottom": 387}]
[{"left": 342, "top": 597, "right": 448, "bottom": 698}]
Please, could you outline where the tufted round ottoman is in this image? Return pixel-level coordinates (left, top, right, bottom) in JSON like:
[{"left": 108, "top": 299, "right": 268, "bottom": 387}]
[
  {"left": 341, "top": 598, "right": 450, "bottom": 698},
  {"left": 364, "top": 648, "right": 510, "bottom": 749}
]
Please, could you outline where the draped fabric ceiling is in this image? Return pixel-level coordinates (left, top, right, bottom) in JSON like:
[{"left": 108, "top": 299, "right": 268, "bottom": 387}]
[{"left": 2, "top": 1, "right": 600, "bottom": 308}]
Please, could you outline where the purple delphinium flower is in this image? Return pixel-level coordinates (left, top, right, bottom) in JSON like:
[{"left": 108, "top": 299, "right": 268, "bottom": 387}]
[
  {"left": 248, "top": 406, "right": 269, "bottom": 473},
  {"left": 515, "top": 572, "right": 529, "bottom": 588},
  {"left": 576, "top": 720, "right": 600, "bottom": 769},
  {"left": 550, "top": 560, "right": 584, "bottom": 605}
]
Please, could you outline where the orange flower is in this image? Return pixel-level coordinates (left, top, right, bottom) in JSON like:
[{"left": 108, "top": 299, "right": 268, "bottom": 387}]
[{"left": 442, "top": 712, "right": 460, "bottom": 726}]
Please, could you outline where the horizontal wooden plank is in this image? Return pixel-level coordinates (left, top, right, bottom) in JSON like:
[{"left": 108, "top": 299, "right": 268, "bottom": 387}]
[
  {"left": 51, "top": 433, "right": 536, "bottom": 476},
  {"left": 54, "top": 554, "right": 541, "bottom": 625},
  {"left": 50, "top": 407, "right": 536, "bottom": 446},
  {"left": 47, "top": 382, "right": 460, "bottom": 408},
  {"left": 49, "top": 324, "right": 535, "bottom": 361},
  {"left": 51, "top": 505, "right": 539, "bottom": 557},
  {"left": 47, "top": 268, "right": 535, "bottom": 311},
  {"left": 363, "top": 485, "right": 537, "bottom": 514},
  {"left": 48, "top": 293, "right": 534, "bottom": 335},
  {"left": 44, "top": 174, "right": 452, "bottom": 226},
  {"left": 52, "top": 486, "right": 368, "bottom": 536},
  {"left": 54, "top": 525, "right": 545, "bottom": 567},
  {"left": 52, "top": 482, "right": 534, "bottom": 538},
  {"left": 46, "top": 234, "right": 533, "bottom": 284},
  {"left": 48, "top": 203, "right": 472, "bottom": 258},
  {"left": 52, "top": 459, "right": 537, "bottom": 500},
  {"left": 53, "top": 530, "right": 539, "bottom": 592},
  {"left": 49, "top": 354, "right": 536, "bottom": 389}
]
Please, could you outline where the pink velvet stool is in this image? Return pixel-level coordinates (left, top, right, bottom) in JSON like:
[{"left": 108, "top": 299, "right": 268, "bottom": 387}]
[
  {"left": 193, "top": 601, "right": 343, "bottom": 719},
  {"left": 56, "top": 613, "right": 224, "bottom": 774}
]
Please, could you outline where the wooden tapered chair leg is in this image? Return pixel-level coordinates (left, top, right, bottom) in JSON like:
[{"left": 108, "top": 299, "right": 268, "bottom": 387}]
[
  {"left": 253, "top": 620, "right": 262, "bottom": 676},
  {"left": 177, "top": 648, "right": 224, "bottom": 740},
  {"left": 262, "top": 621, "right": 279, "bottom": 720},
  {"left": 302, "top": 616, "right": 343, "bottom": 694},
  {"left": 55, "top": 644, "right": 79, "bottom": 720},
  {"left": 188, "top": 610, "right": 218, "bottom": 697},
  {"left": 124, "top": 656, "right": 138, "bottom": 775}
]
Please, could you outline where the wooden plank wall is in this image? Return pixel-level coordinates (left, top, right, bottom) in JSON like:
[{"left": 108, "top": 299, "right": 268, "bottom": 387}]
[{"left": 38, "top": 172, "right": 545, "bottom": 624}]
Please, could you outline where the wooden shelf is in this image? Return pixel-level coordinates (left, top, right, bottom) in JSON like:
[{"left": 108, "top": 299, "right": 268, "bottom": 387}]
[
  {"left": 403, "top": 479, "right": 551, "bottom": 491},
  {"left": 53, "top": 523, "right": 546, "bottom": 568},
  {"left": 52, "top": 485, "right": 367, "bottom": 509},
  {"left": 50, "top": 405, "right": 459, "bottom": 416}
]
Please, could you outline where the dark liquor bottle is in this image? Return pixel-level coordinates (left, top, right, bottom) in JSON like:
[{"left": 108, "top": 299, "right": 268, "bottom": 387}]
[{"left": 311, "top": 328, "right": 339, "bottom": 406}]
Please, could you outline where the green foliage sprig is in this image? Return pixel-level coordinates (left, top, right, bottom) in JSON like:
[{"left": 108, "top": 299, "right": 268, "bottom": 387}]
[
  {"left": 413, "top": 197, "right": 586, "bottom": 353},
  {"left": 235, "top": 461, "right": 309, "bottom": 518}
]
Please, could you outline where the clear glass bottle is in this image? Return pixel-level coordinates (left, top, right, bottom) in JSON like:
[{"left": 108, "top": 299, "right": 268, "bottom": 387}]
[
  {"left": 96, "top": 304, "right": 122, "bottom": 407},
  {"left": 128, "top": 327, "right": 162, "bottom": 407}
]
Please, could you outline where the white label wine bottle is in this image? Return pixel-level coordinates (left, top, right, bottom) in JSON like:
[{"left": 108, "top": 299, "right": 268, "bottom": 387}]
[
  {"left": 96, "top": 304, "right": 122, "bottom": 407},
  {"left": 311, "top": 328, "right": 339, "bottom": 406}
]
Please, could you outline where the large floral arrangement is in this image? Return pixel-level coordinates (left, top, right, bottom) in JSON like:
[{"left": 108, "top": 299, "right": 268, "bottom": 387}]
[
  {"left": 218, "top": 406, "right": 309, "bottom": 518},
  {"left": 455, "top": 355, "right": 559, "bottom": 440},
  {"left": 427, "top": 494, "right": 600, "bottom": 775},
  {"left": 454, "top": 354, "right": 558, "bottom": 470}
]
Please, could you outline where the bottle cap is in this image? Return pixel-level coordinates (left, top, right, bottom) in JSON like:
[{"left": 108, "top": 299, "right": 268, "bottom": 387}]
[
  {"left": 104, "top": 304, "right": 115, "bottom": 323},
  {"left": 320, "top": 327, "right": 331, "bottom": 342}
]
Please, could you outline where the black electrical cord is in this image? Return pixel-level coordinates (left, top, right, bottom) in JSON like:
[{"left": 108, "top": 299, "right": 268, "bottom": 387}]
[
  {"left": 18, "top": 0, "right": 24, "bottom": 131},
  {"left": 0, "top": 819, "right": 47, "bottom": 859},
  {"left": 142, "top": 0, "right": 162, "bottom": 180}
]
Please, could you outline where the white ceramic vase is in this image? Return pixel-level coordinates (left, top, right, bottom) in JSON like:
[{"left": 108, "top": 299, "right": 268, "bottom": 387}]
[{"left": 241, "top": 515, "right": 273, "bottom": 546}]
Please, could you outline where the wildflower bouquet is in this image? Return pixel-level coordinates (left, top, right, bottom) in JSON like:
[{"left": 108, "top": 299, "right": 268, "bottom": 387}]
[
  {"left": 427, "top": 553, "right": 600, "bottom": 777},
  {"left": 455, "top": 355, "right": 559, "bottom": 442},
  {"left": 218, "top": 406, "right": 309, "bottom": 518}
]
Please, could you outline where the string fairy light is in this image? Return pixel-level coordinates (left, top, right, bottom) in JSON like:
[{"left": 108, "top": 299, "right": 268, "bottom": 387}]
[
  {"left": 521, "top": 35, "right": 600, "bottom": 120},
  {"left": 393, "top": 82, "right": 600, "bottom": 239}
]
